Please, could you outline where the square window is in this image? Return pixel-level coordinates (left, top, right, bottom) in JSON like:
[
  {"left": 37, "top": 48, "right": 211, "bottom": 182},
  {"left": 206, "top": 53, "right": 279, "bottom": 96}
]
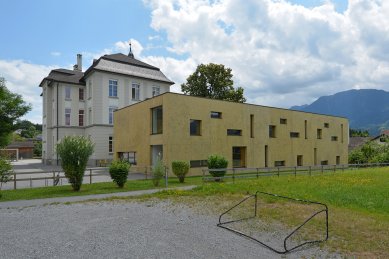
[
  {"left": 190, "top": 120, "right": 201, "bottom": 136},
  {"left": 280, "top": 118, "right": 287, "bottom": 124},
  {"left": 324, "top": 123, "right": 329, "bottom": 128}
]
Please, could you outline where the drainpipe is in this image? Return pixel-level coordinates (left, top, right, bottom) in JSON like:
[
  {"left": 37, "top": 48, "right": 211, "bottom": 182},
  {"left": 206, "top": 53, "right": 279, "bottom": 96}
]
[{"left": 56, "top": 82, "right": 59, "bottom": 166}]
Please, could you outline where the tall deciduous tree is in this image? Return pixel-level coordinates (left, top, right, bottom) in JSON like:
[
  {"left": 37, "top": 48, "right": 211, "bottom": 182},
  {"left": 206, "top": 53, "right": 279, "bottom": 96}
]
[
  {"left": 0, "top": 77, "right": 31, "bottom": 147},
  {"left": 181, "top": 63, "right": 246, "bottom": 103}
]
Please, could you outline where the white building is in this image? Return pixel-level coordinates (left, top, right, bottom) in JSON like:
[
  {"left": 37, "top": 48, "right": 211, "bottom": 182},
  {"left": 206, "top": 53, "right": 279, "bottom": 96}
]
[{"left": 40, "top": 49, "right": 174, "bottom": 165}]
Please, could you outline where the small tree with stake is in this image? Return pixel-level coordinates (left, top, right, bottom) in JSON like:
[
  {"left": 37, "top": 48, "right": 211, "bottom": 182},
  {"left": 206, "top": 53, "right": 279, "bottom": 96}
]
[{"left": 56, "top": 136, "right": 94, "bottom": 191}]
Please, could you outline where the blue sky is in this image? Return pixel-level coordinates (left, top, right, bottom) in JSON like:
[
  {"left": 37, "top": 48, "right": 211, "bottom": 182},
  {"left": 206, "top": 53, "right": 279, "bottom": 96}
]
[{"left": 0, "top": 0, "right": 387, "bottom": 123}]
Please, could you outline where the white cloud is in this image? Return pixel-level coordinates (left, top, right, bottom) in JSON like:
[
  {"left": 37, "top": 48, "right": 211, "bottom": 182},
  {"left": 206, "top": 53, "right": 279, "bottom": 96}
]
[
  {"left": 143, "top": 0, "right": 389, "bottom": 108},
  {"left": 0, "top": 60, "right": 56, "bottom": 124}
]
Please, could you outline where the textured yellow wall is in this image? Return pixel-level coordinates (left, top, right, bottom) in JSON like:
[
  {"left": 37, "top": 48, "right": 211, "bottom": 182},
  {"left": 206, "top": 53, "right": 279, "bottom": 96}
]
[{"left": 114, "top": 93, "right": 349, "bottom": 175}]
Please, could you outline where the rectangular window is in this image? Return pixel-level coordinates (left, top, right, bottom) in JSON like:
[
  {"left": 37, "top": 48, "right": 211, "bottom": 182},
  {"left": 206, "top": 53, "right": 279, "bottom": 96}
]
[
  {"left": 65, "top": 86, "right": 71, "bottom": 99},
  {"left": 151, "top": 106, "right": 163, "bottom": 134},
  {"left": 78, "top": 109, "right": 84, "bottom": 126},
  {"left": 190, "top": 120, "right": 201, "bottom": 136},
  {"left": 132, "top": 83, "right": 140, "bottom": 100},
  {"left": 324, "top": 123, "right": 329, "bottom": 128},
  {"left": 274, "top": 160, "right": 285, "bottom": 167},
  {"left": 227, "top": 129, "right": 242, "bottom": 136},
  {"left": 280, "top": 118, "right": 287, "bottom": 124},
  {"left": 321, "top": 160, "right": 328, "bottom": 165},
  {"left": 336, "top": 156, "right": 340, "bottom": 165},
  {"left": 317, "top": 129, "right": 322, "bottom": 139},
  {"left": 210, "top": 111, "right": 222, "bottom": 119},
  {"left": 190, "top": 160, "right": 208, "bottom": 168},
  {"left": 341, "top": 124, "right": 344, "bottom": 143},
  {"left": 290, "top": 132, "right": 300, "bottom": 138},
  {"left": 65, "top": 108, "right": 71, "bottom": 126},
  {"left": 109, "top": 80, "right": 118, "bottom": 97},
  {"left": 269, "top": 125, "right": 276, "bottom": 138},
  {"left": 152, "top": 86, "right": 160, "bottom": 97},
  {"left": 118, "top": 152, "right": 137, "bottom": 165},
  {"left": 232, "top": 147, "right": 246, "bottom": 168},
  {"left": 331, "top": 136, "right": 338, "bottom": 141},
  {"left": 109, "top": 136, "right": 113, "bottom": 153},
  {"left": 304, "top": 120, "right": 307, "bottom": 139},
  {"left": 250, "top": 114, "right": 254, "bottom": 138},
  {"left": 88, "top": 80, "right": 92, "bottom": 99},
  {"left": 79, "top": 88, "right": 84, "bottom": 101},
  {"left": 109, "top": 106, "right": 117, "bottom": 125}
]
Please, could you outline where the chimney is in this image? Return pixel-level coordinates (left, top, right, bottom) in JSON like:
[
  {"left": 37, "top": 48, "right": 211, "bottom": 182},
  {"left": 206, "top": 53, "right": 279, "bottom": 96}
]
[{"left": 77, "top": 54, "right": 82, "bottom": 71}]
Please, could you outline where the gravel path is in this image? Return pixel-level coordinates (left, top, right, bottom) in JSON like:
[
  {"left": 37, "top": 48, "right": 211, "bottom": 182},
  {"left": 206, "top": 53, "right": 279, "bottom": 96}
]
[{"left": 0, "top": 199, "right": 340, "bottom": 259}]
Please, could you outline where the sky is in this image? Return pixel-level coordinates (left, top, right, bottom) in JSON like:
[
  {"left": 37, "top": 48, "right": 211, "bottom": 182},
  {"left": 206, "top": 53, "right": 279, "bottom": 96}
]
[{"left": 0, "top": 0, "right": 388, "bottom": 124}]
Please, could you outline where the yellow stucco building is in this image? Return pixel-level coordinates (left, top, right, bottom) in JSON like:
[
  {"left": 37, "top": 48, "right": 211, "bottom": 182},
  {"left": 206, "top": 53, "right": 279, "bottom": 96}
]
[{"left": 114, "top": 93, "right": 349, "bottom": 175}]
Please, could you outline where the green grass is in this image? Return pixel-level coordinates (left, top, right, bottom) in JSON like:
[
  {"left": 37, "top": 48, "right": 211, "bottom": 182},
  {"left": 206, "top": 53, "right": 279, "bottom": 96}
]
[
  {"left": 0, "top": 177, "right": 202, "bottom": 202},
  {"left": 193, "top": 168, "right": 389, "bottom": 215}
]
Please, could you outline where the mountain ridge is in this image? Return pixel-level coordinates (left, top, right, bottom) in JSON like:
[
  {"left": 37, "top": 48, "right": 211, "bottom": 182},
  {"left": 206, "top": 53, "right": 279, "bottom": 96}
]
[{"left": 290, "top": 89, "right": 389, "bottom": 136}]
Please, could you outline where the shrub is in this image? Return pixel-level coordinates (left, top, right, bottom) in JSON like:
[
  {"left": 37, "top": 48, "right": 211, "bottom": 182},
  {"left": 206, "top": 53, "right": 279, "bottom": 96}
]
[
  {"left": 152, "top": 156, "right": 165, "bottom": 187},
  {"left": 109, "top": 160, "right": 130, "bottom": 188},
  {"left": 56, "top": 136, "right": 94, "bottom": 191},
  {"left": 207, "top": 154, "right": 228, "bottom": 179},
  {"left": 171, "top": 161, "right": 189, "bottom": 183},
  {"left": 0, "top": 156, "right": 12, "bottom": 198}
]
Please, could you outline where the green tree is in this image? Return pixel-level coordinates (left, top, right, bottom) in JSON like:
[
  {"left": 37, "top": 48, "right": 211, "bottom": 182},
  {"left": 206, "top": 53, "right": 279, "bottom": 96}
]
[
  {"left": 0, "top": 77, "right": 31, "bottom": 147},
  {"left": 181, "top": 63, "right": 246, "bottom": 103},
  {"left": 21, "top": 125, "right": 38, "bottom": 139},
  {"left": 56, "top": 136, "right": 94, "bottom": 191},
  {"left": 350, "top": 129, "right": 369, "bottom": 137}
]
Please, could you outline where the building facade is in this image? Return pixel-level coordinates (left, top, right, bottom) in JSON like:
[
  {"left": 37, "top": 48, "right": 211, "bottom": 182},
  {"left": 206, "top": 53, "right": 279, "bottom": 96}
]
[
  {"left": 114, "top": 93, "right": 349, "bottom": 175},
  {"left": 40, "top": 50, "right": 174, "bottom": 165}
]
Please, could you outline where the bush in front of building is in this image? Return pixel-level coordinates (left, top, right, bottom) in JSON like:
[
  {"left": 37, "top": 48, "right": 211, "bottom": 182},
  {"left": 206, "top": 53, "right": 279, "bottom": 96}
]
[
  {"left": 152, "top": 156, "right": 165, "bottom": 187},
  {"left": 171, "top": 161, "right": 189, "bottom": 183},
  {"left": 0, "top": 156, "right": 12, "bottom": 198},
  {"left": 56, "top": 136, "right": 94, "bottom": 191},
  {"left": 109, "top": 160, "right": 130, "bottom": 188},
  {"left": 207, "top": 154, "right": 228, "bottom": 179}
]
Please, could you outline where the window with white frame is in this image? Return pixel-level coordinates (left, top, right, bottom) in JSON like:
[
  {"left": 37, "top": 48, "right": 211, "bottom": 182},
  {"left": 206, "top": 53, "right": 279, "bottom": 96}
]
[
  {"left": 152, "top": 86, "right": 160, "bottom": 97},
  {"left": 109, "top": 136, "right": 113, "bottom": 153},
  {"left": 65, "top": 86, "right": 71, "bottom": 99},
  {"left": 109, "top": 80, "right": 118, "bottom": 97},
  {"left": 65, "top": 108, "right": 71, "bottom": 126},
  {"left": 109, "top": 106, "right": 117, "bottom": 125},
  {"left": 132, "top": 83, "right": 140, "bottom": 100}
]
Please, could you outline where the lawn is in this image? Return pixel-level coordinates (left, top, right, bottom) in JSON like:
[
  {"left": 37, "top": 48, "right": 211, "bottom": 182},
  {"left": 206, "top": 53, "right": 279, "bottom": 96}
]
[
  {"left": 1, "top": 167, "right": 388, "bottom": 257},
  {"left": 153, "top": 167, "right": 389, "bottom": 257}
]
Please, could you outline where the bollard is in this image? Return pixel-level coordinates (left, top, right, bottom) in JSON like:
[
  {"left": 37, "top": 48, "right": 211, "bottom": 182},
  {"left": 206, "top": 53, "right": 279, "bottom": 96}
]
[
  {"left": 14, "top": 172, "right": 16, "bottom": 190},
  {"left": 90, "top": 169, "right": 92, "bottom": 184}
]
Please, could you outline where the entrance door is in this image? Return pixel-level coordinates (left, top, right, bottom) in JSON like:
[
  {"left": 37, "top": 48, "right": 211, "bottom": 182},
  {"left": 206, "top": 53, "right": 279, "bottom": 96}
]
[{"left": 151, "top": 145, "right": 163, "bottom": 166}]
